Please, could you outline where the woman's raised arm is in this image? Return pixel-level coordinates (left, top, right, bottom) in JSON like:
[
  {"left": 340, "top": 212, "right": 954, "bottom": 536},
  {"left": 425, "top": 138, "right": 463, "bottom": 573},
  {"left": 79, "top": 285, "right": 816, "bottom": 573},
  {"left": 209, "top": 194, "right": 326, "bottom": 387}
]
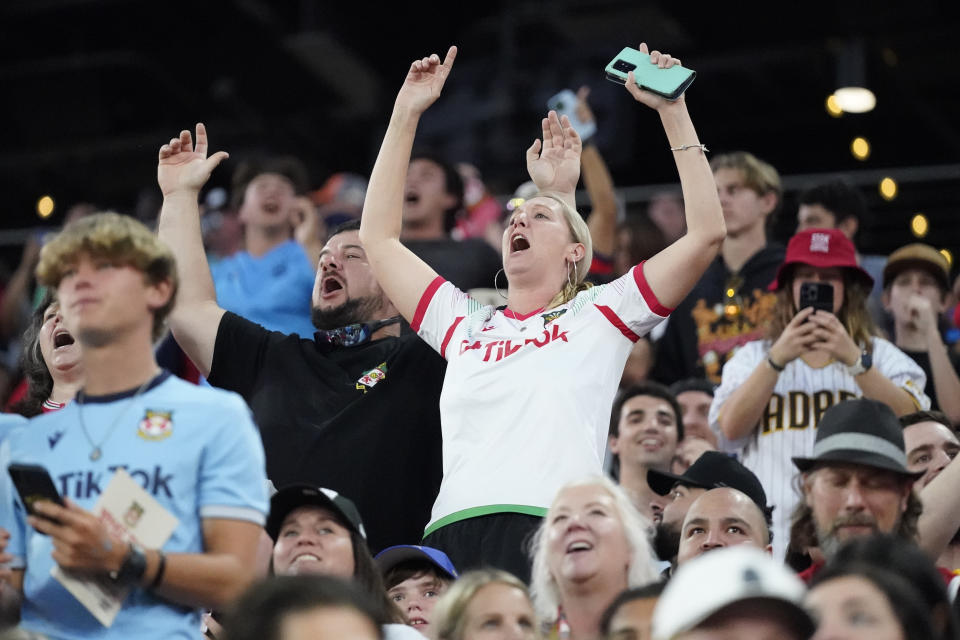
[
  {"left": 358, "top": 47, "right": 457, "bottom": 322},
  {"left": 625, "top": 43, "right": 725, "bottom": 310}
]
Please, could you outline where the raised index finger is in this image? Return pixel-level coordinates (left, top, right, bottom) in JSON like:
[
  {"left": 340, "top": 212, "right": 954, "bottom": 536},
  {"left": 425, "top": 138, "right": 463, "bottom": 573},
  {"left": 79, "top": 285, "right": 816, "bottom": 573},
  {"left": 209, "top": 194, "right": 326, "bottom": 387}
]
[
  {"left": 441, "top": 45, "right": 458, "bottom": 72},
  {"left": 195, "top": 123, "right": 210, "bottom": 156}
]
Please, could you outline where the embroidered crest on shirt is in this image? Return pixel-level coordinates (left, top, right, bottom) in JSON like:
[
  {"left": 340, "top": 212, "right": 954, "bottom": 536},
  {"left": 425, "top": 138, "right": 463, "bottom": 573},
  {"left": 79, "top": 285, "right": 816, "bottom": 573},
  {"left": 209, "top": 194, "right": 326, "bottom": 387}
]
[
  {"left": 810, "top": 232, "right": 831, "bottom": 253},
  {"left": 541, "top": 309, "right": 567, "bottom": 327},
  {"left": 356, "top": 362, "right": 388, "bottom": 393},
  {"left": 123, "top": 501, "right": 145, "bottom": 528},
  {"left": 137, "top": 410, "right": 174, "bottom": 441}
]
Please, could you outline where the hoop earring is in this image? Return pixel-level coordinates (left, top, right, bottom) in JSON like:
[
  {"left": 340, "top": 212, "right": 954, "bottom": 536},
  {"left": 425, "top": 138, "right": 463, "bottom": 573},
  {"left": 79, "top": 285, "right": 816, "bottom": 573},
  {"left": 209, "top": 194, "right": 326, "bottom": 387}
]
[{"left": 494, "top": 268, "right": 508, "bottom": 300}]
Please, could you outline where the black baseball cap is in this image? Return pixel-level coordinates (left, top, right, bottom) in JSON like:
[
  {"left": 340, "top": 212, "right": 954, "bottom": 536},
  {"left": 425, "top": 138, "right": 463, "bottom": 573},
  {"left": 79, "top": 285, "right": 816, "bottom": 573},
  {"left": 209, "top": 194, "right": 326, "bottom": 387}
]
[
  {"left": 647, "top": 451, "right": 768, "bottom": 512},
  {"left": 266, "top": 484, "right": 367, "bottom": 541},
  {"left": 793, "top": 398, "right": 923, "bottom": 477}
]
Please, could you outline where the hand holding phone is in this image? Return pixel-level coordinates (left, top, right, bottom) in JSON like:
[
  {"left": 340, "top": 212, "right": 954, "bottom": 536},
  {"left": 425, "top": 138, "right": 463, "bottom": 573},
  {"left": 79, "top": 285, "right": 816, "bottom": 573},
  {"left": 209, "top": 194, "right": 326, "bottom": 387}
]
[
  {"left": 605, "top": 46, "right": 696, "bottom": 101},
  {"left": 547, "top": 89, "right": 597, "bottom": 143},
  {"left": 8, "top": 463, "right": 65, "bottom": 527}
]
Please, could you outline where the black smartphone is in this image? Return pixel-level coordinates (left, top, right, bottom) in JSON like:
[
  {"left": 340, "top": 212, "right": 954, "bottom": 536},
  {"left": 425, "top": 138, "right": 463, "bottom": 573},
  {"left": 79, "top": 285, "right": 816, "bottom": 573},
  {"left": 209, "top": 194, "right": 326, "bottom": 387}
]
[
  {"left": 799, "top": 282, "right": 834, "bottom": 313},
  {"left": 8, "top": 463, "right": 64, "bottom": 524}
]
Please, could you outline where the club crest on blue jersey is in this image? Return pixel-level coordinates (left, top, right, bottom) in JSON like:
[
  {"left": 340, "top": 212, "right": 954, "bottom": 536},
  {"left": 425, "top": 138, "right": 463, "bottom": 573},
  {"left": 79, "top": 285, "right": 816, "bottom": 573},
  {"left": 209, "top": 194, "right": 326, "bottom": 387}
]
[
  {"left": 123, "top": 501, "right": 145, "bottom": 528},
  {"left": 356, "top": 362, "right": 388, "bottom": 393},
  {"left": 541, "top": 309, "right": 567, "bottom": 327},
  {"left": 137, "top": 410, "right": 174, "bottom": 441}
]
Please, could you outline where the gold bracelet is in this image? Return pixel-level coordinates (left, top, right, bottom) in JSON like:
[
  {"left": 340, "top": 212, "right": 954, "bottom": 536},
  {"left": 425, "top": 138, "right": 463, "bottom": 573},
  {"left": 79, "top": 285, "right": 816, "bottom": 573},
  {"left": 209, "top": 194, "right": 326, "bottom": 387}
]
[{"left": 670, "top": 143, "right": 708, "bottom": 153}]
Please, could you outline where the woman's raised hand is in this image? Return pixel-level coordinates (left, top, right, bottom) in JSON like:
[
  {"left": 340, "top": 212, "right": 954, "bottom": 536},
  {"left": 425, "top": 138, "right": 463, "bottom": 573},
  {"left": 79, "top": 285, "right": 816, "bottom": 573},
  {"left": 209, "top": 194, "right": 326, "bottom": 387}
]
[
  {"left": 526, "top": 110, "right": 582, "bottom": 194},
  {"left": 394, "top": 46, "right": 458, "bottom": 116},
  {"left": 157, "top": 123, "right": 229, "bottom": 197},
  {"left": 623, "top": 42, "right": 685, "bottom": 111}
]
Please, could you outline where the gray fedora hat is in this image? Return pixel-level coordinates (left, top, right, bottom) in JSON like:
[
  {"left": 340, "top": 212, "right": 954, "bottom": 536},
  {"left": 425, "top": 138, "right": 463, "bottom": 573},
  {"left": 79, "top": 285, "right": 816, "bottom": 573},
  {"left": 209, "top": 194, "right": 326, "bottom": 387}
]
[{"left": 792, "top": 398, "right": 922, "bottom": 477}]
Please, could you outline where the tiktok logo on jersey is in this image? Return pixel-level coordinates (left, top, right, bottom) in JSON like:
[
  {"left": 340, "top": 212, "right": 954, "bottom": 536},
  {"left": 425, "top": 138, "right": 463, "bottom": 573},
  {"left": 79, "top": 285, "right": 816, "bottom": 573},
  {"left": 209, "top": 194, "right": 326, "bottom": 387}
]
[
  {"left": 459, "top": 324, "right": 570, "bottom": 362},
  {"left": 56, "top": 465, "right": 174, "bottom": 499}
]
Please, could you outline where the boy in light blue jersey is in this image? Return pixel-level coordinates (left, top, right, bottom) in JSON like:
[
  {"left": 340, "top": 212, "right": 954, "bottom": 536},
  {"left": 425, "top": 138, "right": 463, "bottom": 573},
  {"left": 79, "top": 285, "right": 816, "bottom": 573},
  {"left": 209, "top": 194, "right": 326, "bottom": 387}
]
[
  {"left": 0, "top": 210, "right": 268, "bottom": 639},
  {"left": 210, "top": 155, "right": 318, "bottom": 337}
]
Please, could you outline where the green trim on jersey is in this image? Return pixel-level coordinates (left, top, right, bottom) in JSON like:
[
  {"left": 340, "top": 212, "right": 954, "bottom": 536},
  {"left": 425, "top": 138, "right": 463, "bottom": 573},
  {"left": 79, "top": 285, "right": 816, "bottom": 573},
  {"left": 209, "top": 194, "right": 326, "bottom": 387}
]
[{"left": 423, "top": 504, "right": 548, "bottom": 537}]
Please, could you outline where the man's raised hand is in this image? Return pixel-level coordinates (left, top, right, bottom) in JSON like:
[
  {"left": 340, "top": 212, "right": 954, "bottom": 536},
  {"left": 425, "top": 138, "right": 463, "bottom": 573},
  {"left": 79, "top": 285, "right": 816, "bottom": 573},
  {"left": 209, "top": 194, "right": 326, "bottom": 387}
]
[
  {"left": 526, "top": 110, "right": 582, "bottom": 194},
  {"left": 158, "top": 123, "right": 229, "bottom": 197},
  {"left": 394, "top": 46, "right": 457, "bottom": 116}
]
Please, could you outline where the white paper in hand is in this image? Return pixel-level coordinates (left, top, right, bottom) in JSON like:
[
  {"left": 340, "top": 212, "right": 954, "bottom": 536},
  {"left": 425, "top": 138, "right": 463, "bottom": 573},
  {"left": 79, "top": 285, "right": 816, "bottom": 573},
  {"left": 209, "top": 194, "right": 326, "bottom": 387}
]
[{"left": 52, "top": 468, "right": 179, "bottom": 627}]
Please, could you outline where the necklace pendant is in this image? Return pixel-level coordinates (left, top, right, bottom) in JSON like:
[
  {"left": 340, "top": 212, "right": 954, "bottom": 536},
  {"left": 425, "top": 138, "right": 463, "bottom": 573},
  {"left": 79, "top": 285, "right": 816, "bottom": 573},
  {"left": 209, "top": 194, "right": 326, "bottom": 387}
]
[{"left": 90, "top": 448, "right": 102, "bottom": 462}]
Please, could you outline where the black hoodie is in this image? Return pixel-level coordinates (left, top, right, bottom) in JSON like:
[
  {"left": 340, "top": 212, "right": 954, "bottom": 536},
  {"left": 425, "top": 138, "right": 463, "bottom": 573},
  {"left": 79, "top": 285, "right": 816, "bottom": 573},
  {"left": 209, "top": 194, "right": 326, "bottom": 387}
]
[{"left": 652, "top": 243, "right": 786, "bottom": 385}]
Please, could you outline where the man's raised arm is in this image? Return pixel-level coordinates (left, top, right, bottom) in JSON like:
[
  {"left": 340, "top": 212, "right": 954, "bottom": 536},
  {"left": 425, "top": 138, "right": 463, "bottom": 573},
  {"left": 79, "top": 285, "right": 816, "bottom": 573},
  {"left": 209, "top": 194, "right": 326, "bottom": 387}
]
[{"left": 156, "top": 123, "right": 229, "bottom": 376}]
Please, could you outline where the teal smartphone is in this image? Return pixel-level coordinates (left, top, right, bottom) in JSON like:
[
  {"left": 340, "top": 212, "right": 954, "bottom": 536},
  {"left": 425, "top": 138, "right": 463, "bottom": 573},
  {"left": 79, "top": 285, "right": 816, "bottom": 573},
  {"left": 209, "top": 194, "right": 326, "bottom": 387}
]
[{"left": 604, "top": 47, "right": 696, "bottom": 101}]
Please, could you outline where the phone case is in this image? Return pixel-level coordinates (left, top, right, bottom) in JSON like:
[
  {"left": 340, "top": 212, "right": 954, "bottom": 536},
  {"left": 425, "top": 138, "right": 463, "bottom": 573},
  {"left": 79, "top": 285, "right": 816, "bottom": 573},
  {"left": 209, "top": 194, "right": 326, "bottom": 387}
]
[
  {"left": 8, "top": 463, "right": 64, "bottom": 518},
  {"left": 546, "top": 89, "right": 597, "bottom": 141},
  {"left": 799, "top": 282, "right": 834, "bottom": 313},
  {"left": 604, "top": 47, "right": 696, "bottom": 101}
]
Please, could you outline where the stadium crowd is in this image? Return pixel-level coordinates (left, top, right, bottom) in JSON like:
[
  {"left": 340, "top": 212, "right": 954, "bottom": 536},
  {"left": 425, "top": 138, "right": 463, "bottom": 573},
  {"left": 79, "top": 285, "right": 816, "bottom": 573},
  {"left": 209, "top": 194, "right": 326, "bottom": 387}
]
[{"left": 1, "top": 42, "right": 959, "bottom": 640}]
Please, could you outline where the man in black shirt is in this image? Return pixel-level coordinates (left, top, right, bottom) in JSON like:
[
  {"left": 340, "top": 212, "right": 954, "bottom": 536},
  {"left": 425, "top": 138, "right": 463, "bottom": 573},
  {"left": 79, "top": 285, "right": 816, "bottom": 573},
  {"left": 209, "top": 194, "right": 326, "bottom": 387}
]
[
  {"left": 156, "top": 124, "right": 445, "bottom": 553},
  {"left": 401, "top": 152, "right": 502, "bottom": 291},
  {"left": 883, "top": 243, "right": 960, "bottom": 424}
]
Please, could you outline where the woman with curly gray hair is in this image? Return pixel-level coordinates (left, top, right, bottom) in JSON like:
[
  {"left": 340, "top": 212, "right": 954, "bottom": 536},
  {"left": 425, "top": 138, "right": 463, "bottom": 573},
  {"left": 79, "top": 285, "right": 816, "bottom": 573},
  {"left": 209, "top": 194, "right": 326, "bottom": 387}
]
[{"left": 528, "top": 476, "right": 658, "bottom": 639}]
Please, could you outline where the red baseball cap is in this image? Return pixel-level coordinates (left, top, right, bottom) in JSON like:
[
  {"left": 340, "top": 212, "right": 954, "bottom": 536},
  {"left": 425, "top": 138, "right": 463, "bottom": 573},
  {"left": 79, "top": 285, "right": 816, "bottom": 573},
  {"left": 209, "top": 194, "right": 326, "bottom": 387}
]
[{"left": 769, "top": 228, "right": 874, "bottom": 291}]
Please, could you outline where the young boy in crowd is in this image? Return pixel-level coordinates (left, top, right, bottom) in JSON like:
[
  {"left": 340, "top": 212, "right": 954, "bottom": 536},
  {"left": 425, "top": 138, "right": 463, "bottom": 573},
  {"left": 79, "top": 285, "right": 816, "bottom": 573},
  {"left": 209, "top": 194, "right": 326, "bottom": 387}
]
[
  {"left": 376, "top": 545, "right": 458, "bottom": 636},
  {"left": 883, "top": 243, "right": 960, "bottom": 424},
  {"left": 0, "top": 212, "right": 267, "bottom": 638}
]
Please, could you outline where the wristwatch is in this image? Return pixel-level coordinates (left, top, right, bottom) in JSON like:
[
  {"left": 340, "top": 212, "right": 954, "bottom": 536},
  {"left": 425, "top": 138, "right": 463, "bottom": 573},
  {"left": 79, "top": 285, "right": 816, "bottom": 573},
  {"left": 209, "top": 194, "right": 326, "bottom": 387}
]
[
  {"left": 846, "top": 350, "right": 873, "bottom": 376},
  {"left": 110, "top": 543, "right": 147, "bottom": 586}
]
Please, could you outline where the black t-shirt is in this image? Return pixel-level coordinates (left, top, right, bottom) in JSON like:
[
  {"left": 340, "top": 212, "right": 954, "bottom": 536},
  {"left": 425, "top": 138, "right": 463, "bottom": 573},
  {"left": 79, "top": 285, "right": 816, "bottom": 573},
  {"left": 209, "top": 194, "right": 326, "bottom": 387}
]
[
  {"left": 651, "top": 243, "right": 786, "bottom": 385},
  {"left": 209, "top": 312, "right": 445, "bottom": 553},
  {"left": 901, "top": 348, "right": 960, "bottom": 412},
  {"left": 405, "top": 238, "right": 502, "bottom": 291}
]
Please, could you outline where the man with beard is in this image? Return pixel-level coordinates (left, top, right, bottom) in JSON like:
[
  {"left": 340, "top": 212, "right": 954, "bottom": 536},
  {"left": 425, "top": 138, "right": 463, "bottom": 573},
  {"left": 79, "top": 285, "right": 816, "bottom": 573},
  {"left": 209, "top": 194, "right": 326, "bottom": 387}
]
[
  {"left": 156, "top": 124, "right": 445, "bottom": 553},
  {"left": 789, "top": 398, "right": 956, "bottom": 583},
  {"left": 647, "top": 451, "right": 769, "bottom": 574}
]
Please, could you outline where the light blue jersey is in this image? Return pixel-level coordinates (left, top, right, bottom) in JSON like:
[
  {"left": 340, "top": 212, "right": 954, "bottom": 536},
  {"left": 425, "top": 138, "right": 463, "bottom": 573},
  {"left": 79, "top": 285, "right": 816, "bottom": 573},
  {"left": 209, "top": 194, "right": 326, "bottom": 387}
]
[
  {"left": 0, "top": 412, "right": 27, "bottom": 443},
  {"left": 0, "top": 372, "right": 268, "bottom": 640},
  {"left": 210, "top": 239, "right": 316, "bottom": 337}
]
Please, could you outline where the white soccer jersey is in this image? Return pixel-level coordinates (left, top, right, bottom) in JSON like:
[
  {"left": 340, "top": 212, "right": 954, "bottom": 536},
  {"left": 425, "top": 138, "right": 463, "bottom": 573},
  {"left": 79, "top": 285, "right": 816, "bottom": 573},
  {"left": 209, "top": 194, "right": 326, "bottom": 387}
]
[
  {"left": 412, "top": 264, "right": 670, "bottom": 534},
  {"left": 709, "top": 338, "right": 929, "bottom": 558}
]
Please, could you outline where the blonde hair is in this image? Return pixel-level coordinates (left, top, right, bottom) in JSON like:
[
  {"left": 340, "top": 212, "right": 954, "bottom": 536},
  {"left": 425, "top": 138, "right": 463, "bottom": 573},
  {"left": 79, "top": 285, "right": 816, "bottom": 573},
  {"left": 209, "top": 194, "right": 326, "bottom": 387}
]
[
  {"left": 526, "top": 191, "right": 593, "bottom": 310},
  {"left": 430, "top": 569, "right": 538, "bottom": 640},
  {"left": 528, "top": 475, "right": 658, "bottom": 623},
  {"left": 36, "top": 212, "right": 179, "bottom": 341},
  {"left": 767, "top": 269, "right": 876, "bottom": 352},
  {"left": 710, "top": 151, "right": 782, "bottom": 200}
]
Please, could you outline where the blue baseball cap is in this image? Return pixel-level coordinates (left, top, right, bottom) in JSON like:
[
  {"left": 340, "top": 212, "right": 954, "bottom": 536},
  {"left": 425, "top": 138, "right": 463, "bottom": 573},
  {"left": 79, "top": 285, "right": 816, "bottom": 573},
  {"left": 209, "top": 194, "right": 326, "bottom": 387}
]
[{"left": 375, "top": 545, "right": 459, "bottom": 580}]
